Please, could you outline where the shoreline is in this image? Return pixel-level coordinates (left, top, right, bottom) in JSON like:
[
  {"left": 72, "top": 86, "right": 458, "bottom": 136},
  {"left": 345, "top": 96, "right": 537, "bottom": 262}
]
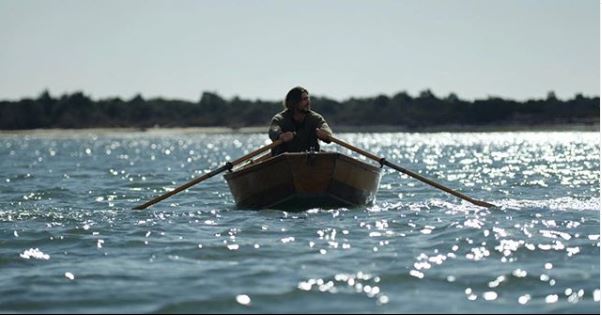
[{"left": 0, "top": 123, "right": 598, "bottom": 136}]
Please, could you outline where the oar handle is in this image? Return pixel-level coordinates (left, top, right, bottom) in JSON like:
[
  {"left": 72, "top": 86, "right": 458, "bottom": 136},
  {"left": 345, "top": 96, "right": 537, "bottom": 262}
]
[
  {"left": 327, "top": 135, "right": 495, "bottom": 208},
  {"left": 132, "top": 140, "right": 283, "bottom": 210},
  {"left": 327, "top": 136, "right": 383, "bottom": 163},
  {"left": 231, "top": 140, "right": 282, "bottom": 165}
]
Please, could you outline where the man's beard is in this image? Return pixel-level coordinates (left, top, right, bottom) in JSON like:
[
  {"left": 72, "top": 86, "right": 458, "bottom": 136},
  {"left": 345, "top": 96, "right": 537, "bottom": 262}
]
[{"left": 297, "top": 106, "right": 310, "bottom": 114}]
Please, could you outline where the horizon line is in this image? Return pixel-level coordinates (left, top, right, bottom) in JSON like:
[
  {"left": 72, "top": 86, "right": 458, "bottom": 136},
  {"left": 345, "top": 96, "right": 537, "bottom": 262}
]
[{"left": 0, "top": 88, "right": 599, "bottom": 104}]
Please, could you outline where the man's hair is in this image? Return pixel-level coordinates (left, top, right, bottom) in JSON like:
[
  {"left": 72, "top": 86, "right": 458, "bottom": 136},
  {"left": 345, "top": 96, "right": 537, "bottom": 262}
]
[{"left": 284, "top": 86, "right": 308, "bottom": 110}]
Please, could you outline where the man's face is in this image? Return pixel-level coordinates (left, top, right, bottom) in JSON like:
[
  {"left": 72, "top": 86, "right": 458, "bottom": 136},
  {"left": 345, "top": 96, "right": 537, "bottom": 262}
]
[{"left": 295, "top": 92, "right": 311, "bottom": 113}]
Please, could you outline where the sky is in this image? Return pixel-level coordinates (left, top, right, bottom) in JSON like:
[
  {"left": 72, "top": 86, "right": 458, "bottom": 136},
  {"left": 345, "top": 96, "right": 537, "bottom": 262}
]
[{"left": 0, "top": 0, "right": 599, "bottom": 102}]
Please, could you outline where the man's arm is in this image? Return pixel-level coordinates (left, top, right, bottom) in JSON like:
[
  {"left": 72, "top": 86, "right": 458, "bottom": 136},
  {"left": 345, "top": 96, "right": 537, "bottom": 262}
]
[
  {"left": 268, "top": 116, "right": 282, "bottom": 142},
  {"left": 315, "top": 115, "right": 333, "bottom": 143},
  {"left": 269, "top": 115, "right": 295, "bottom": 142}
]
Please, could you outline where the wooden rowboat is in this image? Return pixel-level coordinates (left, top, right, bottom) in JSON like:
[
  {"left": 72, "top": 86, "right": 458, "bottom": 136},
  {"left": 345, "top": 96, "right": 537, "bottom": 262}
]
[
  {"left": 133, "top": 136, "right": 494, "bottom": 211},
  {"left": 223, "top": 152, "right": 382, "bottom": 209}
]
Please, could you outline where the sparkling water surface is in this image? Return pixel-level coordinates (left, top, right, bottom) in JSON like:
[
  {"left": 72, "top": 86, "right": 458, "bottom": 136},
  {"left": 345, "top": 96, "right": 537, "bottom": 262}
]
[{"left": 0, "top": 130, "right": 599, "bottom": 313}]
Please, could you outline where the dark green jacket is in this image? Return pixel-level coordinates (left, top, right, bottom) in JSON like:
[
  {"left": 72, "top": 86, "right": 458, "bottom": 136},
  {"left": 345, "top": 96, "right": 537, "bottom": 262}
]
[{"left": 268, "top": 109, "right": 332, "bottom": 155}]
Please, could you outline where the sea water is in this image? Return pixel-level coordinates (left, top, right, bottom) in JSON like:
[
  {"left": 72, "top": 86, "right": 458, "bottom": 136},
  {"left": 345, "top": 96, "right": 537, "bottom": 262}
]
[{"left": 0, "top": 130, "right": 599, "bottom": 313}]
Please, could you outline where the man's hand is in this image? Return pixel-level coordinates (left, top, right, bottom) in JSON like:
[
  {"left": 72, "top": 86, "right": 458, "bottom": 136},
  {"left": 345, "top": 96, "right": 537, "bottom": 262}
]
[
  {"left": 316, "top": 128, "right": 332, "bottom": 142},
  {"left": 279, "top": 131, "right": 295, "bottom": 142}
]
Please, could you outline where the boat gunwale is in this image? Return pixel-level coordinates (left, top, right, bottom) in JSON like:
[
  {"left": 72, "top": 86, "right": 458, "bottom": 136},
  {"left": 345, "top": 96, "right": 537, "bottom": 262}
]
[{"left": 223, "top": 151, "right": 382, "bottom": 179}]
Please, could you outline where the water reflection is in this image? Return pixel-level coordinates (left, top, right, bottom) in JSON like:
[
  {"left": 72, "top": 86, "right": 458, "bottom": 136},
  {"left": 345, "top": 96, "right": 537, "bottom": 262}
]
[{"left": 0, "top": 131, "right": 598, "bottom": 313}]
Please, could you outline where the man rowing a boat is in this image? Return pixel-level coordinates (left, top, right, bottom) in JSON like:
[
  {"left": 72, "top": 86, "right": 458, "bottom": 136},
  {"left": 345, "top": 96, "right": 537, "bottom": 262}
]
[{"left": 269, "top": 86, "right": 333, "bottom": 156}]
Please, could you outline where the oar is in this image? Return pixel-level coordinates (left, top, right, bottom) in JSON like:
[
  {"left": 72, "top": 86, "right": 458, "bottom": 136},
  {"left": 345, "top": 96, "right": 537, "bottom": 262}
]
[
  {"left": 327, "top": 135, "right": 496, "bottom": 208},
  {"left": 132, "top": 140, "right": 283, "bottom": 210}
]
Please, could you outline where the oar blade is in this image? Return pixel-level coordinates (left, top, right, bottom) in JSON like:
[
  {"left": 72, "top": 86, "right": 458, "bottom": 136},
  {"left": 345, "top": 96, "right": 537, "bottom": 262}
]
[
  {"left": 472, "top": 199, "right": 497, "bottom": 208},
  {"left": 131, "top": 164, "right": 229, "bottom": 210},
  {"left": 131, "top": 140, "right": 283, "bottom": 210},
  {"left": 328, "top": 135, "right": 496, "bottom": 209}
]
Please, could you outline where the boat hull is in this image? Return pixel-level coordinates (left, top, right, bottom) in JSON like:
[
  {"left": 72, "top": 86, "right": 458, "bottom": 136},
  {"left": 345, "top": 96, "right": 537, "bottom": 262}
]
[{"left": 223, "top": 152, "right": 381, "bottom": 209}]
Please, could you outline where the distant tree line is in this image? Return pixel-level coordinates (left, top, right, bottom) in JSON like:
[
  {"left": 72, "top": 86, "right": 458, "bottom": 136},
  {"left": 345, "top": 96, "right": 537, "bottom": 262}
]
[{"left": 0, "top": 90, "right": 598, "bottom": 130}]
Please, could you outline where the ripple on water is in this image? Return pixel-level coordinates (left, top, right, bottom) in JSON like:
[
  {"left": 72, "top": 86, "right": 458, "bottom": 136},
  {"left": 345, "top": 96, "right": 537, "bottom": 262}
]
[{"left": 0, "top": 131, "right": 598, "bottom": 313}]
